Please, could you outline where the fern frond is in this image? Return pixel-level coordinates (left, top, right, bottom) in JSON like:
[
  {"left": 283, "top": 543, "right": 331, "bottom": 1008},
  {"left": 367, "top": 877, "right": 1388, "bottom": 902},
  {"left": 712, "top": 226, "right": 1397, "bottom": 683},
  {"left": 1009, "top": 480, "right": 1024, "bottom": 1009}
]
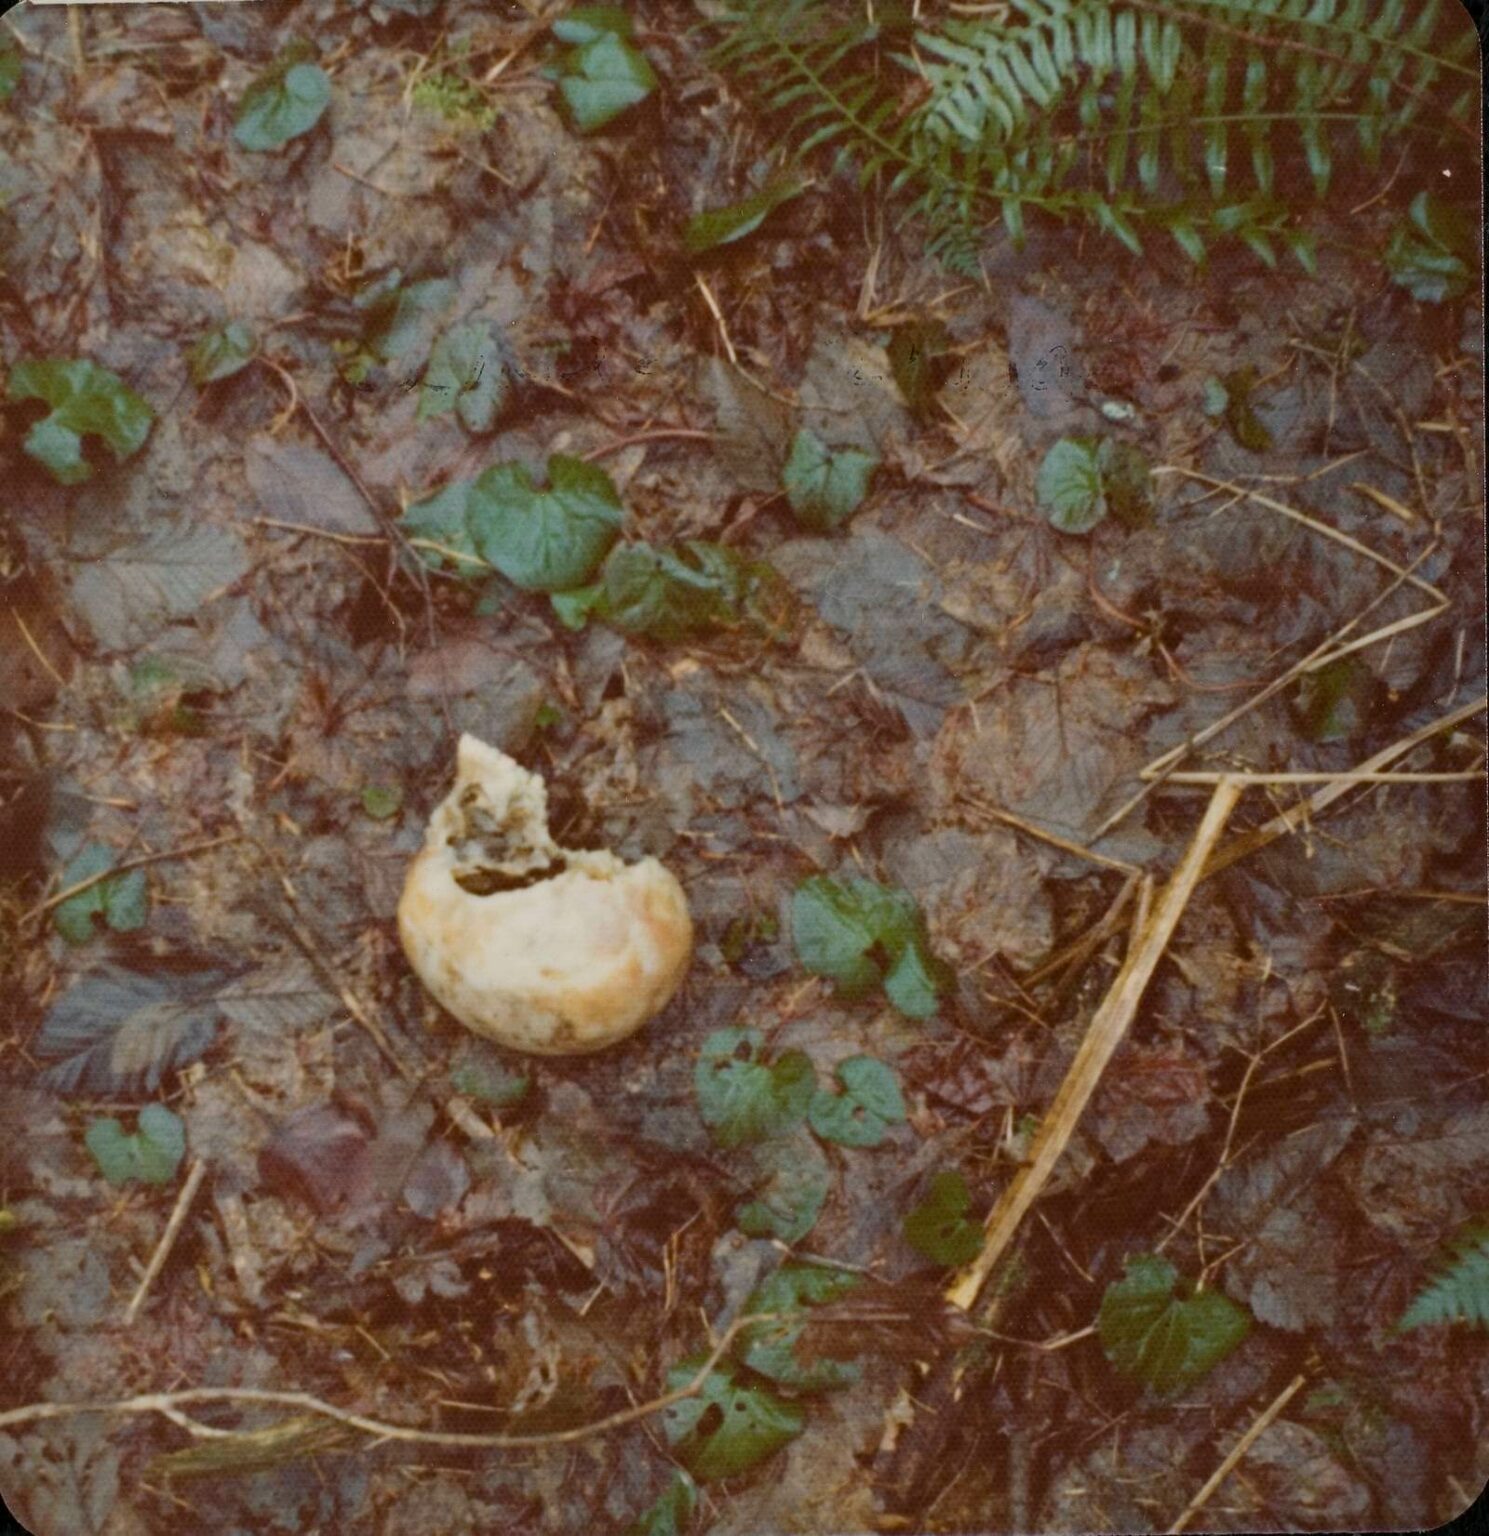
[
  {"left": 710, "top": 0, "right": 1476, "bottom": 274},
  {"left": 1398, "top": 1225, "right": 1489, "bottom": 1332}
]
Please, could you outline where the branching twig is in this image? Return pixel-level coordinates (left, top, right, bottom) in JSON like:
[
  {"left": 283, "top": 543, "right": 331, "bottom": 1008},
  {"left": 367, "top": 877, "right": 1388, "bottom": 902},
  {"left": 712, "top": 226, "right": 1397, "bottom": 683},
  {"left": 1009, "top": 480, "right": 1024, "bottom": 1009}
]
[{"left": 0, "top": 1311, "right": 782, "bottom": 1448}]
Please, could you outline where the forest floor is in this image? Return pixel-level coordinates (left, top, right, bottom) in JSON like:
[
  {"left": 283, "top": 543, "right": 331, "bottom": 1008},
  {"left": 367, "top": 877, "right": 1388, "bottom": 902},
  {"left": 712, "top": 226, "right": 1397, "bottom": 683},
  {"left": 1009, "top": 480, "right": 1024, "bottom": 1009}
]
[{"left": 0, "top": 1, "right": 1484, "bottom": 1533}]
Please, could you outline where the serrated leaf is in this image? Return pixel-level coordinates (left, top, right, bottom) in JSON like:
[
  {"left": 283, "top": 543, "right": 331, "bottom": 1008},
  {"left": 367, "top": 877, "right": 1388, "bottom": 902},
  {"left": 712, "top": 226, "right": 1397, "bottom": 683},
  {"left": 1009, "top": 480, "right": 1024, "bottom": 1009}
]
[
  {"left": 420, "top": 322, "right": 508, "bottom": 433},
  {"left": 233, "top": 46, "right": 330, "bottom": 152},
  {"left": 35, "top": 966, "right": 227, "bottom": 1097},
  {"left": 625, "top": 1470, "right": 698, "bottom": 1536},
  {"left": 52, "top": 843, "right": 148, "bottom": 945},
  {"left": 684, "top": 179, "right": 804, "bottom": 254},
  {"left": 1036, "top": 436, "right": 1105, "bottom": 532},
  {"left": 695, "top": 1028, "right": 814, "bottom": 1148},
  {"left": 903, "top": 1169, "right": 983, "bottom": 1266},
  {"left": 1397, "top": 1226, "right": 1489, "bottom": 1331},
  {"left": 85, "top": 1104, "right": 186, "bottom": 1187},
  {"left": 791, "top": 874, "right": 944, "bottom": 1017},
  {"left": 6, "top": 358, "right": 153, "bottom": 484},
  {"left": 66, "top": 522, "right": 250, "bottom": 653},
  {"left": 736, "top": 1133, "right": 829, "bottom": 1242},
  {"left": 808, "top": 1055, "right": 906, "bottom": 1147},
  {"left": 737, "top": 1262, "right": 863, "bottom": 1391},
  {"left": 662, "top": 1355, "right": 804, "bottom": 1481},
  {"left": 1099, "top": 1254, "right": 1251, "bottom": 1393},
  {"left": 466, "top": 455, "right": 623, "bottom": 592},
  {"left": 559, "top": 32, "right": 656, "bottom": 133},
  {"left": 189, "top": 322, "right": 257, "bottom": 386},
  {"left": 781, "top": 428, "right": 878, "bottom": 530}
]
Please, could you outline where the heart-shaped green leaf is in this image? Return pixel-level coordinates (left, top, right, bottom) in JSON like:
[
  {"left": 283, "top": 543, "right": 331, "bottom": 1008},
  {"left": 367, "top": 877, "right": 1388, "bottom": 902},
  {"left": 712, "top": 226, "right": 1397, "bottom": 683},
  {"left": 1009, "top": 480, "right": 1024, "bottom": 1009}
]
[
  {"left": 662, "top": 1355, "right": 804, "bottom": 1481},
  {"left": 782, "top": 428, "right": 878, "bottom": 531},
  {"left": 790, "top": 875, "right": 945, "bottom": 1018},
  {"left": 189, "top": 322, "right": 257, "bottom": 386},
  {"left": 1098, "top": 1253, "right": 1251, "bottom": 1394},
  {"left": 469, "top": 455, "right": 624, "bottom": 591},
  {"left": 559, "top": 32, "right": 656, "bottom": 134},
  {"left": 6, "top": 359, "right": 153, "bottom": 484},
  {"left": 420, "top": 322, "right": 508, "bottom": 433},
  {"left": 1036, "top": 436, "right": 1106, "bottom": 533},
  {"left": 233, "top": 46, "right": 331, "bottom": 152},
  {"left": 695, "top": 1027, "right": 813, "bottom": 1148},
  {"left": 52, "top": 844, "right": 149, "bottom": 946},
  {"left": 570, "top": 539, "right": 752, "bottom": 640},
  {"left": 737, "top": 1262, "right": 863, "bottom": 1392},
  {"left": 85, "top": 1104, "right": 186, "bottom": 1187},
  {"left": 808, "top": 1055, "right": 906, "bottom": 1147},
  {"left": 400, "top": 479, "right": 492, "bottom": 577},
  {"left": 736, "top": 1133, "right": 829, "bottom": 1243},
  {"left": 903, "top": 1169, "right": 984, "bottom": 1266}
]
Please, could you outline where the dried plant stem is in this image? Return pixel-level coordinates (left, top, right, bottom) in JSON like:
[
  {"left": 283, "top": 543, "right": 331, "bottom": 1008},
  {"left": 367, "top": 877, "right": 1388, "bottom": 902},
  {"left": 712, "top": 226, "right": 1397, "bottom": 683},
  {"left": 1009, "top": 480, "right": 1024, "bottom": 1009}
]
[
  {"left": 125, "top": 1158, "right": 208, "bottom": 1326},
  {"left": 1154, "top": 770, "right": 1482, "bottom": 785},
  {"left": 0, "top": 1312, "right": 779, "bottom": 1449},
  {"left": 946, "top": 779, "right": 1243, "bottom": 1313},
  {"left": 1202, "top": 696, "right": 1486, "bottom": 881},
  {"left": 1167, "top": 1372, "right": 1309, "bottom": 1534}
]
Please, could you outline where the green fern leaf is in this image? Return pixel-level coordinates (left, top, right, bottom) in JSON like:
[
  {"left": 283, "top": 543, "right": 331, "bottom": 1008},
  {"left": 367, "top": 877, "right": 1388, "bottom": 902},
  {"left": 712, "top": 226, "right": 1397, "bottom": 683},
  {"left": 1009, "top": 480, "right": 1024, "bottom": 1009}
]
[{"left": 1398, "top": 1227, "right": 1489, "bottom": 1332}]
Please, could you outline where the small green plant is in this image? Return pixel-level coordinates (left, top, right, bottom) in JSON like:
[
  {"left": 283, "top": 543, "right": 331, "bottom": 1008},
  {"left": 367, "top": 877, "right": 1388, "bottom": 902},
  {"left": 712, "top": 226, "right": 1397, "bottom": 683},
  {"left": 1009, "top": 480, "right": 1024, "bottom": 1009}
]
[
  {"left": 412, "top": 69, "right": 497, "bottom": 131},
  {"left": 1036, "top": 435, "right": 1153, "bottom": 533},
  {"left": 808, "top": 1055, "right": 907, "bottom": 1147},
  {"left": 1098, "top": 1253, "right": 1251, "bottom": 1393},
  {"left": 189, "top": 322, "right": 257, "bottom": 386},
  {"left": 420, "top": 322, "right": 508, "bottom": 432},
  {"left": 903, "top": 1169, "right": 984, "bottom": 1266},
  {"left": 85, "top": 1104, "right": 186, "bottom": 1187},
  {"left": 551, "top": 7, "right": 656, "bottom": 134},
  {"left": 552, "top": 539, "right": 780, "bottom": 642},
  {"left": 233, "top": 41, "right": 330, "bottom": 152},
  {"left": 360, "top": 785, "right": 404, "bottom": 820},
  {"left": 6, "top": 359, "right": 153, "bottom": 484},
  {"left": 402, "top": 454, "right": 624, "bottom": 592},
  {"left": 782, "top": 429, "right": 878, "bottom": 531},
  {"left": 1383, "top": 190, "right": 1475, "bottom": 304},
  {"left": 695, "top": 1027, "right": 814, "bottom": 1148},
  {"left": 1397, "top": 1224, "right": 1489, "bottom": 1332},
  {"left": 52, "top": 845, "right": 149, "bottom": 945},
  {"left": 662, "top": 1355, "right": 804, "bottom": 1480},
  {"left": 791, "top": 874, "right": 947, "bottom": 1018}
]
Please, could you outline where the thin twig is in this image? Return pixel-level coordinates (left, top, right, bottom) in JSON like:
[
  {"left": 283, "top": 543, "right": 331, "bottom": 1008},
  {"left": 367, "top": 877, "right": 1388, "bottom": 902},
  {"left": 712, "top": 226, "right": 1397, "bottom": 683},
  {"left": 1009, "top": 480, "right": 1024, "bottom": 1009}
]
[
  {"left": 126, "top": 1159, "right": 208, "bottom": 1325},
  {"left": 962, "top": 795, "right": 1141, "bottom": 876},
  {"left": 946, "top": 778, "right": 1243, "bottom": 1314},
  {"left": 25, "top": 834, "right": 242, "bottom": 924},
  {"left": 1153, "top": 770, "right": 1483, "bottom": 785},
  {"left": 0, "top": 1311, "right": 782, "bottom": 1448},
  {"left": 1167, "top": 1373, "right": 1309, "bottom": 1534},
  {"left": 1202, "top": 697, "right": 1486, "bottom": 881}
]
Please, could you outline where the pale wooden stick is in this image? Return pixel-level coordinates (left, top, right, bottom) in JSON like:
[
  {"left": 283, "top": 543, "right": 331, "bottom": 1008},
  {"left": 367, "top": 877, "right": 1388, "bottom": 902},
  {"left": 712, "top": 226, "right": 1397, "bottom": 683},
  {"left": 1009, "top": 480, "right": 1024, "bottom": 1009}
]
[
  {"left": 1151, "top": 770, "right": 1483, "bottom": 785},
  {"left": 1168, "top": 1372, "right": 1308, "bottom": 1534},
  {"left": 1202, "top": 696, "right": 1486, "bottom": 881},
  {"left": 945, "top": 779, "right": 1243, "bottom": 1313},
  {"left": 126, "top": 1159, "right": 208, "bottom": 1325}
]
